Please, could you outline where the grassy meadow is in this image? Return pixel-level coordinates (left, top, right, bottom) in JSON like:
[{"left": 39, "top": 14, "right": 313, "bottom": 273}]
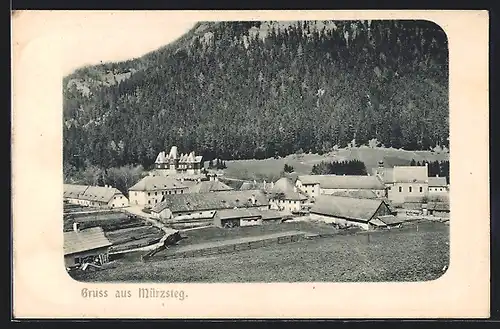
[
  {"left": 70, "top": 221, "right": 449, "bottom": 283},
  {"left": 221, "top": 146, "right": 450, "bottom": 181}
]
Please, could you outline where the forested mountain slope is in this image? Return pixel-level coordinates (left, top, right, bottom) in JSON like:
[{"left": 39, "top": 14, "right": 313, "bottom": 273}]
[{"left": 63, "top": 20, "right": 448, "bottom": 171}]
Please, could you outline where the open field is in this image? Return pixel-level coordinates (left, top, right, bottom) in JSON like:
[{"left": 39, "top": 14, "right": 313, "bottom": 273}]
[
  {"left": 70, "top": 221, "right": 449, "bottom": 283},
  {"left": 174, "top": 221, "right": 352, "bottom": 246},
  {"left": 223, "top": 146, "right": 449, "bottom": 181}
]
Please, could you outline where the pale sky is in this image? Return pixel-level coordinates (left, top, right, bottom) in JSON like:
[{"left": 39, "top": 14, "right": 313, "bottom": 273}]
[{"left": 13, "top": 11, "right": 198, "bottom": 75}]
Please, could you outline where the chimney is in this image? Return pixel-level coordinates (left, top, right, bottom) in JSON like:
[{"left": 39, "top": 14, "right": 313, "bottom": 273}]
[
  {"left": 293, "top": 186, "right": 297, "bottom": 193},
  {"left": 251, "top": 194, "right": 256, "bottom": 205},
  {"left": 181, "top": 178, "right": 184, "bottom": 182},
  {"left": 271, "top": 181, "right": 275, "bottom": 189},
  {"left": 73, "top": 222, "right": 80, "bottom": 232},
  {"left": 436, "top": 174, "right": 439, "bottom": 177},
  {"left": 263, "top": 180, "right": 267, "bottom": 190}
]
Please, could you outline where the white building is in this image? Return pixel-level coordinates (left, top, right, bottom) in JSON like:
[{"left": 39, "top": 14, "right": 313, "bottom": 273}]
[
  {"left": 428, "top": 176, "right": 449, "bottom": 196},
  {"left": 63, "top": 184, "right": 129, "bottom": 208},
  {"left": 154, "top": 146, "right": 203, "bottom": 175},
  {"left": 268, "top": 177, "right": 308, "bottom": 213},
  {"left": 295, "top": 174, "right": 386, "bottom": 199},
  {"left": 374, "top": 165, "right": 429, "bottom": 205},
  {"left": 128, "top": 175, "right": 189, "bottom": 207}
]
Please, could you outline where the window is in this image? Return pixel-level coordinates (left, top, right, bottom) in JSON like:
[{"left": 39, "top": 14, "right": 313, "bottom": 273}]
[
  {"left": 419, "top": 187, "right": 423, "bottom": 193},
  {"left": 439, "top": 188, "right": 443, "bottom": 191},
  {"left": 168, "top": 191, "right": 171, "bottom": 194},
  {"left": 155, "top": 199, "right": 158, "bottom": 203},
  {"left": 148, "top": 200, "right": 151, "bottom": 204},
  {"left": 398, "top": 186, "right": 402, "bottom": 193},
  {"left": 181, "top": 190, "right": 184, "bottom": 194},
  {"left": 409, "top": 186, "right": 412, "bottom": 193},
  {"left": 148, "top": 192, "right": 150, "bottom": 196},
  {"left": 155, "top": 192, "right": 157, "bottom": 196}
]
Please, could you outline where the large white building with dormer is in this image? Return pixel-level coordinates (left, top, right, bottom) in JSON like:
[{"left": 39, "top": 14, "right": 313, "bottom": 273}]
[{"left": 154, "top": 146, "right": 203, "bottom": 175}]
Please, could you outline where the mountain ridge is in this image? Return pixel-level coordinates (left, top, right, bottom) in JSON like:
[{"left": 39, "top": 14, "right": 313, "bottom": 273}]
[{"left": 63, "top": 20, "right": 449, "bottom": 171}]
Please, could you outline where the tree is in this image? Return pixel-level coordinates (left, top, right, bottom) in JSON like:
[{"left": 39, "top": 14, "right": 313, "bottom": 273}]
[
  {"left": 311, "top": 160, "right": 367, "bottom": 175},
  {"left": 63, "top": 20, "right": 448, "bottom": 174},
  {"left": 284, "top": 164, "right": 294, "bottom": 173}
]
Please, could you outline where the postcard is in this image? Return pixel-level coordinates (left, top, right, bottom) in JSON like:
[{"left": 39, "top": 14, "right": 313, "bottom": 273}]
[{"left": 12, "top": 10, "right": 490, "bottom": 318}]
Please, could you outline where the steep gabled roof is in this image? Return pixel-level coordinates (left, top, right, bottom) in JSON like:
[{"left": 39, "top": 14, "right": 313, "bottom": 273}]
[
  {"left": 64, "top": 227, "right": 112, "bottom": 255},
  {"left": 63, "top": 184, "right": 123, "bottom": 203},
  {"left": 310, "top": 195, "right": 388, "bottom": 222},
  {"left": 129, "top": 176, "right": 188, "bottom": 191},
  {"left": 270, "top": 177, "right": 308, "bottom": 201},
  {"left": 63, "top": 184, "right": 89, "bottom": 198},
  {"left": 297, "top": 175, "right": 385, "bottom": 190},
  {"left": 151, "top": 189, "right": 268, "bottom": 213}
]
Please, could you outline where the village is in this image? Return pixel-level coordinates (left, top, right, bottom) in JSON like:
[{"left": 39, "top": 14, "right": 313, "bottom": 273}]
[{"left": 63, "top": 145, "right": 450, "bottom": 279}]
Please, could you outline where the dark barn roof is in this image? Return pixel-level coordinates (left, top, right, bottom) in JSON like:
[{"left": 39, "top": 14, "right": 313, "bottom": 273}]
[
  {"left": 151, "top": 190, "right": 269, "bottom": 214},
  {"left": 310, "top": 195, "right": 388, "bottom": 223},
  {"left": 63, "top": 227, "right": 112, "bottom": 256}
]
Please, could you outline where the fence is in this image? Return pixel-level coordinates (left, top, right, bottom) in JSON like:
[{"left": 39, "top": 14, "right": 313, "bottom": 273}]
[{"left": 143, "top": 231, "right": 308, "bottom": 262}]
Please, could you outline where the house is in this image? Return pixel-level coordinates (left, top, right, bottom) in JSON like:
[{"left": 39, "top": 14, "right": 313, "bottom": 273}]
[
  {"left": 187, "top": 179, "right": 233, "bottom": 193},
  {"left": 268, "top": 177, "right": 308, "bottom": 213},
  {"left": 295, "top": 174, "right": 386, "bottom": 199},
  {"left": 128, "top": 176, "right": 189, "bottom": 206},
  {"left": 154, "top": 146, "right": 203, "bottom": 175},
  {"left": 63, "top": 224, "right": 112, "bottom": 268},
  {"left": 63, "top": 184, "right": 129, "bottom": 208},
  {"left": 375, "top": 164, "right": 429, "bottom": 205},
  {"left": 150, "top": 190, "right": 269, "bottom": 221},
  {"left": 213, "top": 208, "right": 283, "bottom": 228},
  {"left": 428, "top": 175, "right": 449, "bottom": 196},
  {"left": 309, "top": 195, "right": 394, "bottom": 230}
]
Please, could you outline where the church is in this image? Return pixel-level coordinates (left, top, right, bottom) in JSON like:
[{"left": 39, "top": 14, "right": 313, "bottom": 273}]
[{"left": 154, "top": 146, "right": 203, "bottom": 175}]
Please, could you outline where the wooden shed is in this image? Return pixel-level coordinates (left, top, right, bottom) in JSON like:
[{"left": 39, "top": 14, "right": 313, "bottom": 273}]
[{"left": 63, "top": 225, "right": 112, "bottom": 269}]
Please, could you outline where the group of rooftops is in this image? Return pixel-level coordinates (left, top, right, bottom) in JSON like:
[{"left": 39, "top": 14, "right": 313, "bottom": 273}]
[
  {"left": 154, "top": 146, "right": 203, "bottom": 164},
  {"left": 63, "top": 184, "right": 124, "bottom": 203}
]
